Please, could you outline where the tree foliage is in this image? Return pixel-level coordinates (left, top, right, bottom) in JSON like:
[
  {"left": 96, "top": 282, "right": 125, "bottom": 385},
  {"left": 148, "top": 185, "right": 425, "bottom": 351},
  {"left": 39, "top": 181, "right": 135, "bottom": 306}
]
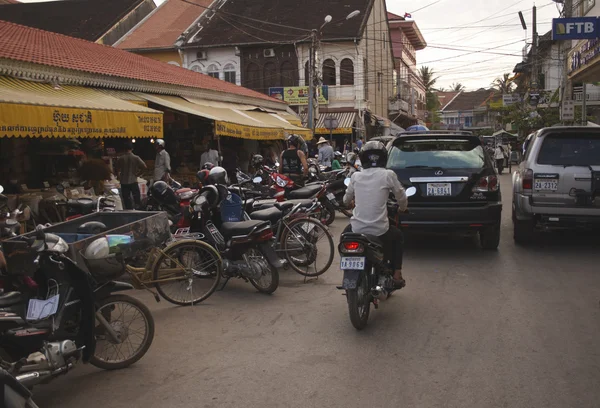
[
  {"left": 450, "top": 82, "right": 465, "bottom": 92},
  {"left": 492, "top": 73, "right": 514, "bottom": 94}
]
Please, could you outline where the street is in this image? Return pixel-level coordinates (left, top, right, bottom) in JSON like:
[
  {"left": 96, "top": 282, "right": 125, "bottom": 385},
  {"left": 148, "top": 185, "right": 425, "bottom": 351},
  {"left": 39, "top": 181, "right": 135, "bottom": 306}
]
[{"left": 34, "top": 173, "right": 600, "bottom": 408}]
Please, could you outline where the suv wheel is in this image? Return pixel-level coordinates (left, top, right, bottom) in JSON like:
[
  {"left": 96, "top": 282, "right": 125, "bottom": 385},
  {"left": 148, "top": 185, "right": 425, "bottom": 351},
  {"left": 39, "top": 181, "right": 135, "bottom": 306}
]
[{"left": 480, "top": 221, "right": 501, "bottom": 250}]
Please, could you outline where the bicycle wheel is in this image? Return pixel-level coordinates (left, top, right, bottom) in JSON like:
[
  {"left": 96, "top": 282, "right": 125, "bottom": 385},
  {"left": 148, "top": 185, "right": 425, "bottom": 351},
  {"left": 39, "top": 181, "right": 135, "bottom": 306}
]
[
  {"left": 90, "top": 294, "right": 154, "bottom": 370},
  {"left": 152, "top": 239, "right": 222, "bottom": 306},
  {"left": 281, "top": 217, "right": 334, "bottom": 277}
]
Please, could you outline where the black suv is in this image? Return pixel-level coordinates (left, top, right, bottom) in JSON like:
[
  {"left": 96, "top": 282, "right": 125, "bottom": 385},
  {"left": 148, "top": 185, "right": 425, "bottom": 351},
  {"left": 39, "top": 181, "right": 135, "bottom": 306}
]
[{"left": 387, "top": 131, "right": 502, "bottom": 249}]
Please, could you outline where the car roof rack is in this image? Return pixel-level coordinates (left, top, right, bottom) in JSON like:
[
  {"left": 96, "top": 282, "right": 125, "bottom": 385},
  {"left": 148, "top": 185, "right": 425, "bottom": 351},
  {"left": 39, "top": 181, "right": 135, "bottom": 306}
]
[{"left": 395, "top": 130, "right": 474, "bottom": 136}]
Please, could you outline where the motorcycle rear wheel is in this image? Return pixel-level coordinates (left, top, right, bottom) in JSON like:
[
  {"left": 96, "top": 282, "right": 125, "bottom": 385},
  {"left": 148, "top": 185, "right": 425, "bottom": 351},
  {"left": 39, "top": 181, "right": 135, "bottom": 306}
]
[
  {"left": 247, "top": 248, "right": 279, "bottom": 294},
  {"left": 320, "top": 200, "right": 336, "bottom": 226},
  {"left": 90, "top": 294, "right": 155, "bottom": 370},
  {"left": 346, "top": 271, "right": 370, "bottom": 330}
]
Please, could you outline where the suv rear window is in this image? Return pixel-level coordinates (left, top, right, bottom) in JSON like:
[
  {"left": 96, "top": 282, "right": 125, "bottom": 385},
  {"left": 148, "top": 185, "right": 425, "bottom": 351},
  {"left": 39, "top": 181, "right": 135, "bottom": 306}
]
[
  {"left": 537, "top": 133, "right": 600, "bottom": 166},
  {"left": 387, "top": 138, "right": 486, "bottom": 169}
]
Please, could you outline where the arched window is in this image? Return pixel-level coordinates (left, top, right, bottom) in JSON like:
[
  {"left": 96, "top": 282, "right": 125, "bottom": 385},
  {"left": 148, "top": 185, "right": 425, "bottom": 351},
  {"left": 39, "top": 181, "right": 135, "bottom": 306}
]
[
  {"left": 245, "top": 62, "right": 260, "bottom": 91},
  {"left": 263, "top": 61, "right": 277, "bottom": 92},
  {"left": 322, "top": 59, "right": 336, "bottom": 86},
  {"left": 304, "top": 61, "right": 310, "bottom": 86},
  {"left": 280, "top": 61, "right": 296, "bottom": 87},
  {"left": 190, "top": 64, "right": 202, "bottom": 73},
  {"left": 207, "top": 64, "right": 219, "bottom": 79},
  {"left": 340, "top": 58, "right": 354, "bottom": 85},
  {"left": 223, "top": 63, "right": 236, "bottom": 84}
]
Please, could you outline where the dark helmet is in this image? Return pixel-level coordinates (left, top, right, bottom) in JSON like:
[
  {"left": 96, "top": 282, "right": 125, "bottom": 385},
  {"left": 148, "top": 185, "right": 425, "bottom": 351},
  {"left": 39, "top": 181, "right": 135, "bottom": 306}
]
[
  {"left": 202, "top": 162, "right": 215, "bottom": 170},
  {"left": 208, "top": 166, "right": 229, "bottom": 185},
  {"left": 151, "top": 180, "right": 169, "bottom": 196},
  {"left": 196, "top": 169, "right": 210, "bottom": 185},
  {"left": 359, "top": 141, "right": 388, "bottom": 169},
  {"left": 252, "top": 154, "right": 264, "bottom": 167},
  {"left": 287, "top": 134, "right": 300, "bottom": 148},
  {"left": 150, "top": 180, "right": 177, "bottom": 205}
]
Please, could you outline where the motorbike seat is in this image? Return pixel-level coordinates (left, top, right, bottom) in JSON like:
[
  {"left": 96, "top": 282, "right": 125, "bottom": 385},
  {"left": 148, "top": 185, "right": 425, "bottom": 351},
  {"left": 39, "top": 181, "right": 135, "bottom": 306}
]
[
  {"left": 220, "top": 220, "right": 269, "bottom": 240},
  {"left": 0, "top": 291, "right": 22, "bottom": 307},
  {"left": 288, "top": 184, "right": 322, "bottom": 199},
  {"left": 67, "top": 199, "right": 96, "bottom": 213},
  {"left": 276, "top": 199, "right": 314, "bottom": 211},
  {"left": 250, "top": 207, "right": 282, "bottom": 223}
]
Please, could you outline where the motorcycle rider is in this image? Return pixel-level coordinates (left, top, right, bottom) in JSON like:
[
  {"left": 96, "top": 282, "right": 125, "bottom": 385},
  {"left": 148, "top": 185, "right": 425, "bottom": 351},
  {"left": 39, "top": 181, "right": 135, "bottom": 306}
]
[
  {"left": 279, "top": 134, "right": 308, "bottom": 187},
  {"left": 343, "top": 141, "right": 408, "bottom": 289}
]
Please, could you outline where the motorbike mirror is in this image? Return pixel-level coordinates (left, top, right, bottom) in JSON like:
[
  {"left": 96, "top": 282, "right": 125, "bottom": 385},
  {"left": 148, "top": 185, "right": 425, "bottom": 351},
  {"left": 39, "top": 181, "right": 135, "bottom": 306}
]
[
  {"left": 252, "top": 176, "right": 262, "bottom": 184},
  {"left": 56, "top": 184, "right": 65, "bottom": 195},
  {"left": 4, "top": 219, "right": 18, "bottom": 227},
  {"left": 274, "top": 161, "right": 280, "bottom": 167},
  {"left": 344, "top": 177, "right": 351, "bottom": 186},
  {"left": 110, "top": 188, "right": 119, "bottom": 195},
  {"left": 405, "top": 186, "right": 417, "bottom": 197}
]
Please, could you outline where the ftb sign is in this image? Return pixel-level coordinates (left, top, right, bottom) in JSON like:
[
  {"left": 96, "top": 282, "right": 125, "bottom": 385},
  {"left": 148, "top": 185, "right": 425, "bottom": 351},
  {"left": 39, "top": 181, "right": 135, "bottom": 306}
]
[{"left": 552, "top": 17, "right": 599, "bottom": 40}]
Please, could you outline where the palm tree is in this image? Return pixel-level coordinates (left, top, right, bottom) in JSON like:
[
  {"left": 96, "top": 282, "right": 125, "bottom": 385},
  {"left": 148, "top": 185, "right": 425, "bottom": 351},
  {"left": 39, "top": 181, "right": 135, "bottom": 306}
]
[
  {"left": 450, "top": 82, "right": 465, "bottom": 92},
  {"left": 492, "top": 73, "right": 514, "bottom": 94},
  {"left": 419, "top": 66, "right": 439, "bottom": 93}
]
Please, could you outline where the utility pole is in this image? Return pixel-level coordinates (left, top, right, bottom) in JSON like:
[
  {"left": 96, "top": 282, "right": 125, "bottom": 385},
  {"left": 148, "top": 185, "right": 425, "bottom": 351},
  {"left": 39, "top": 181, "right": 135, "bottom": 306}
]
[
  {"left": 307, "top": 30, "right": 317, "bottom": 133},
  {"left": 560, "top": 0, "right": 573, "bottom": 120},
  {"left": 531, "top": 5, "right": 538, "bottom": 92}
]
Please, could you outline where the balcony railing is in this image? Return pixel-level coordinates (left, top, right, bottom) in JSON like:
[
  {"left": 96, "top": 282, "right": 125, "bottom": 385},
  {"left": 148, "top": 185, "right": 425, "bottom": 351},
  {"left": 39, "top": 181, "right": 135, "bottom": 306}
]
[
  {"left": 327, "top": 85, "right": 355, "bottom": 102},
  {"left": 389, "top": 99, "right": 409, "bottom": 113},
  {"left": 573, "top": 86, "right": 600, "bottom": 102}
]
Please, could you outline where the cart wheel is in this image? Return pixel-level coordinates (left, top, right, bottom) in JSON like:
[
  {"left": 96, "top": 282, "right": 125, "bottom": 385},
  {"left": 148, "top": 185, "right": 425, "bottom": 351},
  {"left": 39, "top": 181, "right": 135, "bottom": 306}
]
[{"left": 152, "top": 239, "right": 222, "bottom": 306}]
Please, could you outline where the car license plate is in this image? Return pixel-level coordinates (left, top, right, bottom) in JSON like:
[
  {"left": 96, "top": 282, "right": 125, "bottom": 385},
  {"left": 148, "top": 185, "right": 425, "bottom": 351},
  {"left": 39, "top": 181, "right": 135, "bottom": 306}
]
[
  {"left": 534, "top": 179, "right": 558, "bottom": 191},
  {"left": 326, "top": 192, "right": 336, "bottom": 201},
  {"left": 427, "top": 183, "right": 451, "bottom": 196},
  {"left": 340, "top": 257, "right": 365, "bottom": 270}
]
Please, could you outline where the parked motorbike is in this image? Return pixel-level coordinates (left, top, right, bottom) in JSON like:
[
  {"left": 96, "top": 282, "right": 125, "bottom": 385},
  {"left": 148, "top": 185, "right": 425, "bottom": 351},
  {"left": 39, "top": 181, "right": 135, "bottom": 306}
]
[
  {"left": 190, "top": 185, "right": 283, "bottom": 293},
  {"left": 0, "top": 186, "right": 33, "bottom": 238},
  {"left": 337, "top": 183, "right": 416, "bottom": 330},
  {"left": 0, "top": 226, "right": 155, "bottom": 388},
  {"left": 142, "top": 179, "right": 198, "bottom": 233}
]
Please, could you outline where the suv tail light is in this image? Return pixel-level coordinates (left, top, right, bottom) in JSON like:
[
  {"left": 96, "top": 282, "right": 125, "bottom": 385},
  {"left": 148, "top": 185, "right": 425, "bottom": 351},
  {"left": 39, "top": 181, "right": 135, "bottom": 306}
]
[
  {"left": 339, "top": 241, "right": 364, "bottom": 254},
  {"left": 522, "top": 169, "right": 533, "bottom": 191},
  {"left": 473, "top": 175, "right": 499, "bottom": 192}
]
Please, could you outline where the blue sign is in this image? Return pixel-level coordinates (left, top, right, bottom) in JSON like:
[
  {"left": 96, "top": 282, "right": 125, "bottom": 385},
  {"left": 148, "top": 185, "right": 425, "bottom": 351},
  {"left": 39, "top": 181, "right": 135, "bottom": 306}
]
[{"left": 552, "top": 17, "right": 599, "bottom": 40}]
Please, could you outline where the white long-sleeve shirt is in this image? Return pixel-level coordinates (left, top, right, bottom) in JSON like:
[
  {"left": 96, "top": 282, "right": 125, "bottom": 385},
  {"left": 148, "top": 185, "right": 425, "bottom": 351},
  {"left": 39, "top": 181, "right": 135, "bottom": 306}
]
[{"left": 343, "top": 167, "right": 407, "bottom": 236}]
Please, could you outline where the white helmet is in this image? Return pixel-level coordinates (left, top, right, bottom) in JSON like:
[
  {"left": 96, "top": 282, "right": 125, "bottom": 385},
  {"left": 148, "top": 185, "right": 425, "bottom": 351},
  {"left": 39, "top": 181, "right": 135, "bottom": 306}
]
[{"left": 156, "top": 139, "right": 166, "bottom": 147}]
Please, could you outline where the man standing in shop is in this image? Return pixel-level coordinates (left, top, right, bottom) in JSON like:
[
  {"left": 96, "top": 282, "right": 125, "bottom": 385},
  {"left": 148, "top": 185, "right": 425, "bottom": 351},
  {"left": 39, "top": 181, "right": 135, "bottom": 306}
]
[
  {"left": 117, "top": 141, "right": 147, "bottom": 209},
  {"left": 154, "top": 139, "right": 171, "bottom": 182},
  {"left": 200, "top": 140, "right": 220, "bottom": 169}
]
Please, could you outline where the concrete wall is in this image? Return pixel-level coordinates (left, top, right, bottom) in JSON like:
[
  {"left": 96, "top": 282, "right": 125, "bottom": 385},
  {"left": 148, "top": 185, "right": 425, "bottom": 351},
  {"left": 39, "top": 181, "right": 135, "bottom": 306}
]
[
  {"left": 136, "top": 50, "right": 182, "bottom": 66},
  {"left": 183, "top": 47, "right": 241, "bottom": 86},
  {"left": 541, "top": 43, "right": 562, "bottom": 91}
]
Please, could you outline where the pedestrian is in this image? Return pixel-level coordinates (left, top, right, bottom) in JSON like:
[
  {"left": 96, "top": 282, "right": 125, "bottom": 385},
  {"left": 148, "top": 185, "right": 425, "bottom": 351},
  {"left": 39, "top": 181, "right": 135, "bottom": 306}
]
[
  {"left": 200, "top": 140, "right": 220, "bottom": 169},
  {"left": 494, "top": 145, "right": 505, "bottom": 174},
  {"left": 117, "top": 140, "right": 147, "bottom": 209},
  {"left": 356, "top": 136, "right": 364, "bottom": 150},
  {"left": 154, "top": 139, "right": 171, "bottom": 182},
  {"left": 317, "top": 137, "right": 334, "bottom": 170},
  {"left": 344, "top": 139, "right": 351, "bottom": 154},
  {"left": 279, "top": 134, "right": 308, "bottom": 187},
  {"left": 332, "top": 151, "right": 342, "bottom": 170}
]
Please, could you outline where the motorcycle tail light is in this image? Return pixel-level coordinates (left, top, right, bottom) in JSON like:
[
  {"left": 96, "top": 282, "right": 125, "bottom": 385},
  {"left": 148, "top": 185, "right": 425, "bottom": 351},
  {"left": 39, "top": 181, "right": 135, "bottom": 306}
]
[
  {"left": 340, "top": 241, "right": 364, "bottom": 254},
  {"left": 256, "top": 229, "right": 274, "bottom": 241}
]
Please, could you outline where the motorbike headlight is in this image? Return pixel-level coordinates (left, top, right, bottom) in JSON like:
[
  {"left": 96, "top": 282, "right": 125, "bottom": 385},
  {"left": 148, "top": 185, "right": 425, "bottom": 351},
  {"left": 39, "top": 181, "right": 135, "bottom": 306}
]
[
  {"left": 276, "top": 176, "right": 287, "bottom": 188},
  {"left": 309, "top": 168, "right": 317, "bottom": 174}
]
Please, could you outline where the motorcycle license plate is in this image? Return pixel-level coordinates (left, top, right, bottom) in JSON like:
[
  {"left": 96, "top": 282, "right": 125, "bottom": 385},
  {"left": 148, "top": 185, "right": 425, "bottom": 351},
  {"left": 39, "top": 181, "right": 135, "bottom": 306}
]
[
  {"left": 340, "top": 257, "right": 365, "bottom": 270},
  {"left": 326, "top": 192, "right": 336, "bottom": 201}
]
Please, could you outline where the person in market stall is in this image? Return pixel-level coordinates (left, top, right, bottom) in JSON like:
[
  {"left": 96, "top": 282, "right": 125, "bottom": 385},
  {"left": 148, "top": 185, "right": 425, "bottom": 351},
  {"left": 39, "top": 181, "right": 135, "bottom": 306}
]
[
  {"left": 221, "top": 146, "right": 238, "bottom": 184},
  {"left": 154, "top": 139, "right": 171, "bottom": 182},
  {"left": 279, "top": 134, "right": 308, "bottom": 187},
  {"left": 317, "top": 137, "right": 334, "bottom": 170},
  {"left": 116, "top": 140, "right": 147, "bottom": 210},
  {"left": 200, "top": 140, "right": 220, "bottom": 169}
]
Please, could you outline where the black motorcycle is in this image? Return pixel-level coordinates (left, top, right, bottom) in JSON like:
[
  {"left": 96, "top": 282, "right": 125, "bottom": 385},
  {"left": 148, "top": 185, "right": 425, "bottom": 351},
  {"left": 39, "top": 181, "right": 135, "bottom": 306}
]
[
  {"left": 337, "top": 184, "right": 416, "bottom": 330},
  {"left": 0, "top": 227, "right": 154, "bottom": 388},
  {"left": 190, "top": 185, "right": 283, "bottom": 294},
  {"left": 1, "top": 368, "right": 39, "bottom": 408}
]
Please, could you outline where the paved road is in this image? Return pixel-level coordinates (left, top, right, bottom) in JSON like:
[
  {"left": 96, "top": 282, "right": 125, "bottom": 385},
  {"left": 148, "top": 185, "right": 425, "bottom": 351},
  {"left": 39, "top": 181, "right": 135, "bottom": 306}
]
[{"left": 35, "top": 173, "right": 600, "bottom": 408}]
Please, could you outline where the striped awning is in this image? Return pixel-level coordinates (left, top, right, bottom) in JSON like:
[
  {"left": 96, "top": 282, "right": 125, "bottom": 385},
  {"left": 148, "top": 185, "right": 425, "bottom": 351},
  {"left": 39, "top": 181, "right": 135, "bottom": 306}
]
[{"left": 315, "top": 112, "right": 357, "bottom": 135}]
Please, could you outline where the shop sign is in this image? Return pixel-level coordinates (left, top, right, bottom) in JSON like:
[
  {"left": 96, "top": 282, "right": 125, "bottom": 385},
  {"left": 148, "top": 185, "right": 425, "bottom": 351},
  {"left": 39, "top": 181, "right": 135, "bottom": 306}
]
[
  {"left": 502, "top": 94, "right": 521, "bottom": 106},
  {"left": 568, "top": 38, "right": 600, "bottom": 76},
  {"left": 0, "top": 103, "right": 163, "bottom": 139},
  {"left": 215, "top": 121, "right": 284, "bottom": 140},
  {"left": 561, "top": 100, "right": 575, "bottom": 121},
  {"left": 315, "top": 127, "right": 353, "bottom": 135},
  {"left": 268, "top": 86, "right": 329, "bottom": 105},
  {"left": 552, "top": 17, "right": 599, "bottom": 40}
]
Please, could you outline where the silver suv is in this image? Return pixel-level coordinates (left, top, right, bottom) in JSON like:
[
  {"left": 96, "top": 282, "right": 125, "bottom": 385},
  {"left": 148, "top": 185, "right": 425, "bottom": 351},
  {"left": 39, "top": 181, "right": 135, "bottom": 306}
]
[{"left": 512, "top": 126, "right": 600, "bottom": 244}]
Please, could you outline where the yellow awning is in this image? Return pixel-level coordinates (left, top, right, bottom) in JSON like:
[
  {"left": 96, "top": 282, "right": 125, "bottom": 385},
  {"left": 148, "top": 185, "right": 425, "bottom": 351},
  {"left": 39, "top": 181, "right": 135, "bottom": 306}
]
[
  {"left": 278, "top": 112, "right": 304, "bottom": 127},
  {"left": 139, "top": 94, "right": 284, "bottom": 140},
  {"left": 0, "top": 76, "right": 162, "bottom": 139},
  {"left": 243, "top": 111, "right": 313, "bottom": 140}
]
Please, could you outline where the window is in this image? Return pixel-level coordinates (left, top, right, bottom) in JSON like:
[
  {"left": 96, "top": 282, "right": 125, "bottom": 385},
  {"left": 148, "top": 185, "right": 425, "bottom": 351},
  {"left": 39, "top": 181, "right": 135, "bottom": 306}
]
[
  {"left": 263, "top": 61, "right": 277, "bottom": 91},
  {"left": 223, "top": 63, "right": 236, "bottom": 84},
  {"left": 340, "top": 59, "right": 354, "bottom": 85},
  {"left": 190, "top": 64, "right": 202, "bottom": 73},
  {"left": 465, "top": 116, "right": 473, "bottom": 127},
  {"left": 363, "top": 59, "right": 368, "bottom": 99},
  {"left": 207, "top": 64, "right": 219, "bottom": 79},
  {"left": 280, "top": 61, "right": 296, "bottom": 87},
  {"left": 537, "top": 133, "right": 600, "bottom": 166},
  {"left": 304, "top": 61, "right": 310, "bottom": 86},
  {"left": 322, "top": 59, "right": 336, "bottom": 86},
  {"left": 245, "top": 62, "right": 260, "bottom": 90},
  {"left": 387, "top": 139, "right": 486, "bottom": 170},
  {"left": 377, "top": 72, "right": 383, "bottom": 92}
]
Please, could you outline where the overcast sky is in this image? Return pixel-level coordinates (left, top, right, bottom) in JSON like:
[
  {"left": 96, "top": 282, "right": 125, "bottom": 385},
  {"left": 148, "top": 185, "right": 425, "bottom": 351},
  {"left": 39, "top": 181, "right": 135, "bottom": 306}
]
[{"left": 21, "top": 0, "right": 559, "bottom": 91}]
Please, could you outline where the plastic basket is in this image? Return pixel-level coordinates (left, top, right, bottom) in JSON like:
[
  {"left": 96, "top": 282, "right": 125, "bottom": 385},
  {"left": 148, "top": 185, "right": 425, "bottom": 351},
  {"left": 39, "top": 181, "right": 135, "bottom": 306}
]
[{"left": 220, "top": 193, "right": 243, "bottom": 222}]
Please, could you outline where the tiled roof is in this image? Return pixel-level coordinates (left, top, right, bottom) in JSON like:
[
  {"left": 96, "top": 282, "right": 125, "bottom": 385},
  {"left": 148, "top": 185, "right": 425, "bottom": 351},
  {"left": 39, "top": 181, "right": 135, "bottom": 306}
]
[
  {"left": 117, "top": 0, "right": 212, "bottom": 50},
  {"left": 436, "top": 91, "right": 460, "bottom": 110},
  {"left": 0, "top": 20, "right": 284, "bottom": 104},
  {"left": 387, "top": 12, "right": 405, "bottom": 21},
  {"left": 0, "top": 0, "right": 19, "bottom": 4},
  {"left": 188, "top": 0, "right": 372, "bottom": 47},
  {"left": 443, "top": 89, "right": 496, "bottom": 112},
  {"left": 0, "top": 0, "right": 147, "bottom": 42}
]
